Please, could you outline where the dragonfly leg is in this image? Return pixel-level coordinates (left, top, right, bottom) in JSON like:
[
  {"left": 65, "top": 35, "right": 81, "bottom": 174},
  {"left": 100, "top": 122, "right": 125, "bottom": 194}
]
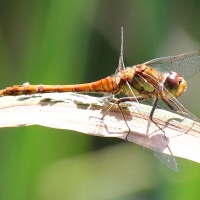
[
  {"left": 150, "top": 96, "right": 167, "bottom": 137},
  {"left": 102, "top": 95, "right": 150, "bottom": 140},
  {"left": 159, "top": 93, "right": 196, "bottom": 135},
  {"left": 116, "top": 101, "right": 131, "bottom": 140},
  {"left": 100, "top": 97, "right": 133, "bottom": 140},
  {"left": 103, "top": 92, "right": 174, "bottom": 140},
  {"left": 102, "top": 98, "right": 132, "bottom": 140},
  {"left": 118, "top": 95, "right": 167, "bottom": 138},
  {"left": 160, "top": 93, "right": 193, "bottom": 119}
]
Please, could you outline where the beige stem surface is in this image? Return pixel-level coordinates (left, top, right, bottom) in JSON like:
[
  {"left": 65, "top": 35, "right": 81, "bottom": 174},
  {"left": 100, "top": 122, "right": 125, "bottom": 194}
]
[{"left": 0, "top": 93, "right": 199, "bottom": 163}]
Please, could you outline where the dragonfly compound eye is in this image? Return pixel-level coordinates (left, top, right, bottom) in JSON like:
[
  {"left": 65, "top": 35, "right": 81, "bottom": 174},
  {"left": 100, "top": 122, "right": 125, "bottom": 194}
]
[
  {"left": 164, "top": 71, "right": 187, "bottom": 98},
  {"left": 165, "top": 72, "right": 180, "bottom": 88}
]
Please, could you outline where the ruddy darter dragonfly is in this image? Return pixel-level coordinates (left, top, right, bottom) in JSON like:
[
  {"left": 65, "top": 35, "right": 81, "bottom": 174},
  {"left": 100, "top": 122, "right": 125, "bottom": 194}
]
[{"left": 0, "top": 28, "right": 200, "bottom": 171}]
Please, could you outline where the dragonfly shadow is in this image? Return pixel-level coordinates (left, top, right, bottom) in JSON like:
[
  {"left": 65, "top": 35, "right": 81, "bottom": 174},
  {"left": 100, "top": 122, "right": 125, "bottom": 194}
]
[
  {"left": 164, "top": 116, "right": 193, "bottom": 137},
  {"left": 129, "top": 132, "right": 178, "bottom": 171},
  {"left": 149, "top": 134, "right": 178, "bottom": 171},
  {"left": 88, "top": 105, "right": 137, "bottom": 138},
  {"left": 17, "top": 96, "right": 31, "bottom": 101},
  {"left": 142, "top": 113, "right": 191, "bottom": 140},
  {"left": 89, "top": 116, "right": 110, "bottom": 136},
  {"left": 17, "top": 94, "right": 45, "bottom": 101}
]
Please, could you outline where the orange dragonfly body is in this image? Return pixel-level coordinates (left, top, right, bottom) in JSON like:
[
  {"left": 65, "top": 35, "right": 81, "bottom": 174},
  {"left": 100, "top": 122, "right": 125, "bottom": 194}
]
[
  {"left": 0, "top": 50, "right": 199, "bottom": 121},
  {"left": 0, "top": 64, "right": 185, "bottom": 99}
]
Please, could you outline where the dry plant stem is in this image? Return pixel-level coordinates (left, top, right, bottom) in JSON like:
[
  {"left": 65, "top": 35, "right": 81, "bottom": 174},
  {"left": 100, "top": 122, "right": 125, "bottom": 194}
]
[{"left": 0, "top": 93, "right": 199, "bottom": 164}]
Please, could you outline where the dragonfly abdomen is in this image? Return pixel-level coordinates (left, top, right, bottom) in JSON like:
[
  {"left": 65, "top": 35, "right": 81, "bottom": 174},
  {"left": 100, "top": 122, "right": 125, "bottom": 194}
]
[
  {"left": 0, "top": 85, "right": 58, "bottom": 96},
  {"left": 0, "top": 76, "right": 119, "bottom": 96}
]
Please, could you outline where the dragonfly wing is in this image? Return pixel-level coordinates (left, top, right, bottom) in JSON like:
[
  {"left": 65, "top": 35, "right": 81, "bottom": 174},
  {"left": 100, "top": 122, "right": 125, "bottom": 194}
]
[
  {"left": 161, "top": 86, "right": 197, "bottom": 121},
  {"left": 116, "top": 27, "right": 126, "bottom": 73},
  {"left": 153, "top": 151, "right": 178, "bottom": 171},
  {"left": 143, "top": 147, "right": 178, "bottom": 171},
  {"left": 143, "top": 50, "right": 200, "bottom": 79}
]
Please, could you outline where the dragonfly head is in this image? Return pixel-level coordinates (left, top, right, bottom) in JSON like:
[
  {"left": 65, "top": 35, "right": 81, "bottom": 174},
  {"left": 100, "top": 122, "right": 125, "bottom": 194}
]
[{"left": 164, "top": 71, "right": 187, "bottom": 98}]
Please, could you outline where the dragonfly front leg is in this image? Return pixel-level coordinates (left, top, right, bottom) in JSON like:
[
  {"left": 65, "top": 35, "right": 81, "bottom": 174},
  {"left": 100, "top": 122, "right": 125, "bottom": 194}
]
[
  {"left": 149, "top": 96, "right": 167, "bottom": 137},
  {"left": 118, "top": 94, "right": 168, "bottom": 138}
]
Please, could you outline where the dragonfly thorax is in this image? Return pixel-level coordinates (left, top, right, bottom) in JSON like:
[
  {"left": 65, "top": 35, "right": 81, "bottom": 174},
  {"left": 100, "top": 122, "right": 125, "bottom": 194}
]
[{"left": 163, "top": 71, "right": 187, "bottom": 98}]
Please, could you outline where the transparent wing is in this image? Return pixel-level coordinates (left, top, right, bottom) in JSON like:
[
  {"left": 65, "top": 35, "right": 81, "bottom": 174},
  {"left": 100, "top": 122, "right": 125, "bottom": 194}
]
[
  {"left": 143, "top": 147, "right": 178, "bottom": 171},
  {"left": 153, "top": 151, "right": 178, "bottom": 171},
  {"left": 143, "top": 50, "right": 200, "bottom": 79},
  {"left": 161, "top": 86, "right": 197, "bottom": 121},
  {"left": 116, "top": 27, "right": 126, "bottom": 73}
]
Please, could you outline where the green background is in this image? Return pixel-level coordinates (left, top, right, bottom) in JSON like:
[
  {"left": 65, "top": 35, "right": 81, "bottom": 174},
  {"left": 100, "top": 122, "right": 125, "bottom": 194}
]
[{"left": 0, "top": 1, "right": 200, "bottom": 199}]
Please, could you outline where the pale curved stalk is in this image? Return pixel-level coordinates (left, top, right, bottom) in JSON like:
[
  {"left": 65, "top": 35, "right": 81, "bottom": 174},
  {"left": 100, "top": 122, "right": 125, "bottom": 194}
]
[{"left": 0, "top": 93, "right": 199, "bottom": 164}]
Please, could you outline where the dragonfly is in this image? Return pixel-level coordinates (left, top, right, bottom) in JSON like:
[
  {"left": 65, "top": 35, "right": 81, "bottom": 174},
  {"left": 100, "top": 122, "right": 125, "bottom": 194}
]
[{"left": 1, "top": 28, "right": 200, "bottom": 171}]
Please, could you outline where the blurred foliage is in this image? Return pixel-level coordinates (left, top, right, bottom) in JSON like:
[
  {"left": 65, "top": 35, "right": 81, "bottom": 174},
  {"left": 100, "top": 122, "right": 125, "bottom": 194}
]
[{"left": 0, "top": 0, "right": 200, "bottom": 200}]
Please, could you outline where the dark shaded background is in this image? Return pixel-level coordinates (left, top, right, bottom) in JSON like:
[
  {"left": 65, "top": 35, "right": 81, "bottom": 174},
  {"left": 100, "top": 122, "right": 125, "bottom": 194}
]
[{"left": 0, "top": 1, "right": 200, "bottom": 199}]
